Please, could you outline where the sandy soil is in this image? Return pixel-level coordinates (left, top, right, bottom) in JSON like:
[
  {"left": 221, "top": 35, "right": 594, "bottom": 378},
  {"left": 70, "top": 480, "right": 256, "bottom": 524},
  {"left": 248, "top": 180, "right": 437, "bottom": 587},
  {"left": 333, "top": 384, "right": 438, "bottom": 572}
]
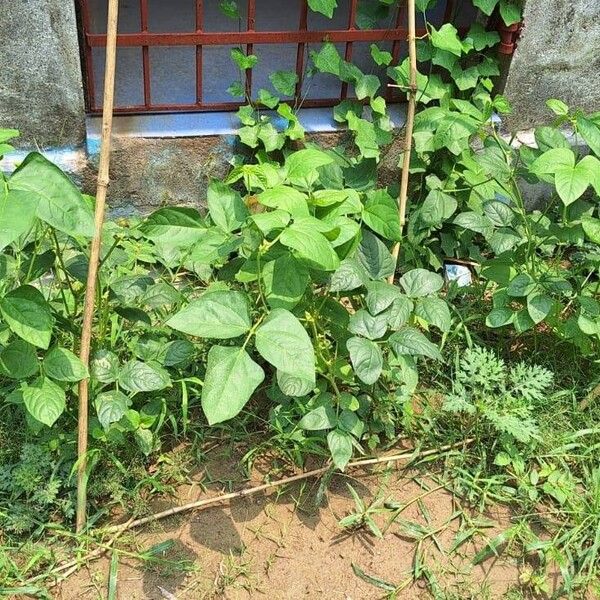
[{"left": 50, "top": 445, "right": 533, "bottom": 600}]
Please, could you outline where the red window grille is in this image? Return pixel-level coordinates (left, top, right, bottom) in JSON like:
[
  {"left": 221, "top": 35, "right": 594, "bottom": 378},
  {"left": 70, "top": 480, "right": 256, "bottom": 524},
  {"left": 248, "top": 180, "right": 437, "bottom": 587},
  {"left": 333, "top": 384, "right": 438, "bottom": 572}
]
[{"left": 78, "top": 0, "right": 466, "bottom": 115}]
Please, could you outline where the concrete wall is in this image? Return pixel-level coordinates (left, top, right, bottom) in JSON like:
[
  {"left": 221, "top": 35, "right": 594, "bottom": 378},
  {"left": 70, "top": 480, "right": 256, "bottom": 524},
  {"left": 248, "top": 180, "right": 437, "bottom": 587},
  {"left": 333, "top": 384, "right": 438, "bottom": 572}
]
[
  {"left": 503, "top": 0, "right": 600, "bottom": 130},
  {"left": 0, "top": 0, "right": 86, "bottom": 148}
]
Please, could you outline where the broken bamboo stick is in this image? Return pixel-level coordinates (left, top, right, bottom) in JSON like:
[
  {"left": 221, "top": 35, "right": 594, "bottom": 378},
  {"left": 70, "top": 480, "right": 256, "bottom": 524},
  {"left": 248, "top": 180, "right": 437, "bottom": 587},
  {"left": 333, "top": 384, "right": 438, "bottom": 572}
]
[{"left": 100, "top": 439, "right": 473, "bottom": 534}]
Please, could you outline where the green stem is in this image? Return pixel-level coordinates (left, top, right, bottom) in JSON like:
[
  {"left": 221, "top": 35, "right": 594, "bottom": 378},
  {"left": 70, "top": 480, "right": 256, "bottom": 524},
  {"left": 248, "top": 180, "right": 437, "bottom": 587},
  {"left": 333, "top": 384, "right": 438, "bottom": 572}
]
[{"left": 51, "top": 229, "right": 78, "bottom": 316}]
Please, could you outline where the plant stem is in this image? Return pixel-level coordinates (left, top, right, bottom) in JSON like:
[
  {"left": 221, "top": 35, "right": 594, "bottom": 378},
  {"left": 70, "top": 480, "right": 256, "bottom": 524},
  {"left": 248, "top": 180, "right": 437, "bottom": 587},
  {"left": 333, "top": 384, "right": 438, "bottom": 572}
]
[
  {"left": 389, "top": 0, "right": 417, "bottom": 285},
  {"left": 51, "top": 229, "right": 78, "bottom": 317}
]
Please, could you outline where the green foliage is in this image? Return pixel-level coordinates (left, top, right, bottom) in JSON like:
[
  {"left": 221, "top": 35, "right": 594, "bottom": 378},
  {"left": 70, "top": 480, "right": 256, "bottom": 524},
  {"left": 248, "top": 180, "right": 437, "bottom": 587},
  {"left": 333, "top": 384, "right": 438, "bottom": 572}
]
[
  {"left": 443, "top": 346, "right": 552, "bottom": 444},
  {"left": 4, "top": 8, "right": 600, "bottom": 596}
]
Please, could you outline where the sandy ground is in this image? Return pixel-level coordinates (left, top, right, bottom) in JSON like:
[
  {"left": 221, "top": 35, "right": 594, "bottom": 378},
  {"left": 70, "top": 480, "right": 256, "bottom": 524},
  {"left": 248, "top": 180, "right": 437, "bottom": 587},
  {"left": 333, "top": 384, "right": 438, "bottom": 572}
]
[{"left": 51, "top": 445, "right": 532, "bottom": 600}]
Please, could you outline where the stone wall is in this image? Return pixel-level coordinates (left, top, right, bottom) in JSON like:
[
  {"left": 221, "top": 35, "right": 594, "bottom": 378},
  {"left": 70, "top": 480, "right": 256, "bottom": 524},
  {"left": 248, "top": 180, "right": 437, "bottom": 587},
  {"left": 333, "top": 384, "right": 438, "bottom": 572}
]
[
  {"left": 0, "top": 0, "right": 86, "bottom": 148},
  {"left": 503, "top": 0, "right": 600, "bottom": 130}
]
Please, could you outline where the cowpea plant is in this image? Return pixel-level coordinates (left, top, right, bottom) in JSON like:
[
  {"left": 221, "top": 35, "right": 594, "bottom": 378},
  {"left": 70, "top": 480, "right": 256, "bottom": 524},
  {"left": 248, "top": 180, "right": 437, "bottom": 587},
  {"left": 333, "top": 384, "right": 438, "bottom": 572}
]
[
  {"left": 0, "top": 133, "right": 92, "bottom": 430},
  {"left": 161, "top": 147, "right": 448, "bottom": 469}
]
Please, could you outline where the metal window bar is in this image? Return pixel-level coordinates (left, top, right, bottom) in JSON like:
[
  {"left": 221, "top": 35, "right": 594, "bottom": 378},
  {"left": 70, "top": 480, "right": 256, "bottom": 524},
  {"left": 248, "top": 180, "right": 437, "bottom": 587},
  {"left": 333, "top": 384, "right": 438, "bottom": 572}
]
[{"left": 78, "top": 0, "right": 462, "bottom": 114}]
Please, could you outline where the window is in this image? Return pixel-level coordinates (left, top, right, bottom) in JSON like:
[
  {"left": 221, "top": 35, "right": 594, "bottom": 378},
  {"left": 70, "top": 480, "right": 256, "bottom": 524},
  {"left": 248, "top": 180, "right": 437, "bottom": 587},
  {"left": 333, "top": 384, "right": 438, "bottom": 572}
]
[{"left": 78, "top": 0, "right": 475, "bottom": 114}]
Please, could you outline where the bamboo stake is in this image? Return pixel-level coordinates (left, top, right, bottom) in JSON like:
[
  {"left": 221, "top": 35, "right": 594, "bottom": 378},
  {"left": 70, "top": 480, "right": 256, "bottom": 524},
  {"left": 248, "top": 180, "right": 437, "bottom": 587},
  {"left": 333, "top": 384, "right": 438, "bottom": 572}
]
[
  {"left": 388, "top": 0, "right": 418, "bottom": 285},
  {"left": 76, "top": 0, "right": 120, "bottom": 534},
  {"left": 100, "top": 439, "right": 473, "bottom": 534}
]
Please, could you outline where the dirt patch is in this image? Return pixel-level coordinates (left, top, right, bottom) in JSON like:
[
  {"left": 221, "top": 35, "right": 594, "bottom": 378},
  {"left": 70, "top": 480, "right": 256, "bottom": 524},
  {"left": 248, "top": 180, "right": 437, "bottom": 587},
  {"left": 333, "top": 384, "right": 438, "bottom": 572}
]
[{"left": 51, "top": 447, "right": 535, "bottom": 599}]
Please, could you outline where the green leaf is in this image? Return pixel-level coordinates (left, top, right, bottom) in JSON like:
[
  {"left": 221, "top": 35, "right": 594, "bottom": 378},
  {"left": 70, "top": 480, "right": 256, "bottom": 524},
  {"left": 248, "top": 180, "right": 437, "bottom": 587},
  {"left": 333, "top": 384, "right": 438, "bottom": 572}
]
[
  {"left": 0, "top": 190, "right": 39, "bottom": 251},
  {"left": 118, "top": 361, "right": 172, "bottom": 393},
  {"left": 430, "top": 23, "right": 463, "bottom": 57},
  {"left": 386, "top": 296, "right": 414, "bottom": 330},
  {"left": 513, "top": 309, "right": 535, "bottom": 333},
  {"left": 255, "top": 308, "right": 316, "bottom": 384},
  {"left": 258, "top": 122, "right": 285, "bottom": 151},
  {"left": 43, "top": 347, "right": 88, "bottom": 382},
  {"left": 347, "top": 113, "right": 383, "bottom": 160},
  {"left": 472, "top": 0, "right": 500, "bottom": 15},
  {"left": 201, "top": 345, "right": 265, "bottom": 425},
  {"left": 312, "top": 40, "right": 342, "bottom": 72},
  {"left": 276, "top": 370, "right": 314, "bottom": 397},
  {"left": 23, "top": 377, "right": 66, "bottom": 427},
  {"left": 414, "top": 297, "right": 451, "bottom": 332},
  {"left": 95, "top": 391, "right": 130, "bottom": 430},
  {"left": 527, "top": 293, "right": 553, "bottom": 324},
  {"left": 262, "top": 254, "right": 309, "bottom": 310},
  {"left": 258, "top": 186, "right": 309, "bottom": 218},
  {"left": 308, "top": 0, "right": 337, "bottom": 18},
  {"left": 530, "top": 148, "right": 575, "bottom": 177},
  {"left": 582, "top": 215, "right": 600, "bottom": 244},
  {"left": 365, "top": 281, "right": 402, "bottom": 315},
  {"left": 329, "top": 257, "right": 369, "bottom": 292},
  {"left": 298, "top": 405, "right": 337, "bottom": 430},
  {"left": 507, "top": 273, "right": 535, "bottom": 297},
  {"left": 347, "top": 337, "right": 383, "bottom": 385},
  {"left": 355, "top": 74, "right": 380, "bottom": 100},
  {"left": 357, "top": 230, "right": 395, "bottom": 280},
  {"left": 389, "top": 328, "right": 442, "bottom": 361},
  {"left": 0, "top": 285, "right": 54, "bottom": 349},
  {"left": 237, "top": 124, "right": 259, "bottom": 146},
  {"left": 219, "top": 0, "right": 240, "bottom": 18},
  {"left": 577, "top": 115, "right": 600, "bottom": 158},
  {"left": 269, "top": 70, "right": 298, "bottom": 96},
  {"left": 349, "top": 310, "right": 388, "bottom": 340},
  {"left": 453, "top": 211, "right": 494, "bottom": 234},
  {"left": 579, "top": 155, "right": 600, "bottom": 195},
  {"left": 0, "top": 340, "right": 38, "bottom": 379},
  {"left": 9, "top": 152, "right": 94, "bottom": 238},
  {"left": 464, "top": 23, "right": 500, "bottom": 51},
  {"left": 0, "top": 128, "right": 19, "bottom": 144},
  {"left": 167, "top": 290, "right": 251, "bottom": 338},
  {"left": 400, "top": 269, "right": 444, "bottom": 298},
  {"left": 419, "top": 190, "right": 457, "bottom": 226},
  {"left": 280, "top": 219, "right": 340, "bottom": 271},
  {"left": 140, "top": 207, "right": 205, "bottom": 242},
  {"left": 483, "top": 200, "right": 514, "bottom": 227},
  {"left": 499, "top": 0, "right": 521, "bottom": 25},
  {"left": 546, "top": 99, "right": 569, "bottom": 116},
  {"left": 163, "top": 340, "right": 195, "bottom": 367},
  {"left": 362, "top": 190, "right": 401, "bottom": 241},
  {"left": 90, "top": 349, "right": 120, "bottom": 383},
  {"left": 474, "top": 146, "right": 512, "bottom": 182},
  {"left": 486, "top": 307, "right": 514, "bottom": 328},
  {"left": 370, "top": 44, "right": 393, "bottom": 66},
  {"left": 207, "top": 181, "right": 249, "bottom": 232},
  {"left": 285, "top": 148, "right": 333, "bottom": 184},
  {"left": 258, "top": 88, "right": 279, "bottom": 109},
  {"left": 534, "top": 126, "right": 570, "bottom": 151},
  {"left": 250, "top": 209, "right": 290, "bottom": 235},
  {"left": 230, "top": 48, "right": 258, "bottom": 70},
  {"left": 554, "top": 161, "right": 591, "bottom": 205},
  {"left": 134, "top": 429, "right": 154, "bottom": 455},
  {"left": 327, "top": 429, "right": 353, "bottom": 470},
  {"left": 351, "top": 564, "right": 396, "bottom": 593},
  {"left": 338, "top": 409, "right": 363, "bottom": 437}
]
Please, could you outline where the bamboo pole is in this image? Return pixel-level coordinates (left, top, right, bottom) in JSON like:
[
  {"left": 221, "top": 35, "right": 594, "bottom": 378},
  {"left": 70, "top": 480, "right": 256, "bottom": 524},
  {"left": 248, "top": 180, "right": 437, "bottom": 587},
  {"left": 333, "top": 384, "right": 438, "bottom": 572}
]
[
  {"left": 388, "top": 0, "right": 418, "bottom": 285},
  {"left": 76, "top": 0, "right": 120, "bottom": 534}
]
